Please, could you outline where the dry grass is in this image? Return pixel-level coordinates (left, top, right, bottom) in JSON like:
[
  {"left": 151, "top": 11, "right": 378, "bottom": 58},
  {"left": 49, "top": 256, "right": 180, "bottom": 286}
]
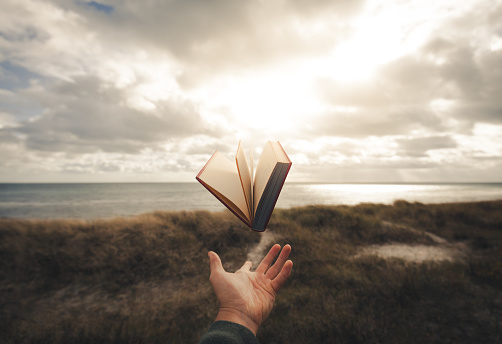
[{"left": 1, "top": 200, "right": 501, "bottom": 343}]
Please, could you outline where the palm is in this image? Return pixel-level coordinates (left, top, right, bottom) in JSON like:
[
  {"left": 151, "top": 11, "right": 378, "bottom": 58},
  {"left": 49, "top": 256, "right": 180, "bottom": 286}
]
[
  {"left": 208, "top": 244, "right": 293, "bottom": 334},
  {"left": 214, "top": 268, "right": 275, "bottom": 324}
]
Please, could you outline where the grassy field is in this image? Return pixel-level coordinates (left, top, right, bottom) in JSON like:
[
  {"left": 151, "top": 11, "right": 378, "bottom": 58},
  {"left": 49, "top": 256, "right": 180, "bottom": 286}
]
[{"left": 1, "top": 200, "right": 501, "bottom": 343}]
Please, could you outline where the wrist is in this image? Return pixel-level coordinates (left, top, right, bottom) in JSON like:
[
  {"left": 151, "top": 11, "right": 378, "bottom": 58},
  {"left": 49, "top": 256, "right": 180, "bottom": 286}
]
[{"left": 215, "top": 307, "right": 259, "bottom": 335}]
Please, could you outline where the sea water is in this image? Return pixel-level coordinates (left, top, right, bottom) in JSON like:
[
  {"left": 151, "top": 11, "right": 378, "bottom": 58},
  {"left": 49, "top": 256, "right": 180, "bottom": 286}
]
[{"left": 0, "top": 183, "right": 501, "bottom": 220}]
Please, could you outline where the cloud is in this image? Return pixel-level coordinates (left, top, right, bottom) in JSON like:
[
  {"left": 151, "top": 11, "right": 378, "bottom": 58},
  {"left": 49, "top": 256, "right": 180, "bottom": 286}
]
[
  {"left": 103, "top": 0, "right": 362, "bottom": 58},
  {"left": 3, "top": 75, "right": 223, "bottom": 153},
  {"left": 308, "top": 103, "right": 443, "bottom": 138},
  {"left": 0, "top": 0, "right": 501, "bottom": 182},
  {"left": 0, "top": 61, "right": 44, "bottom": 90},
  {"left": 396, "top": 135, "right": 457, "bottom": 157},
  {"left": 41, "top": 0, "right": 363, "bottom": 88},
  {"left": 313, "top": 26, "right": 502, "bottom": 138}
]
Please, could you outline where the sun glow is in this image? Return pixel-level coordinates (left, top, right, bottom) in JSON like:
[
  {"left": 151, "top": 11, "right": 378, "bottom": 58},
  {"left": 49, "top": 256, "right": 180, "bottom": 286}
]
[
  {"left": 308, "top": 15, "right": 403, "bottom": 80},
  {"left": 200, "top": 70, "right": 323, "bottom": 132},
  {"left": 307, "top": 0, "right": 442, "bottom": 81},
  {"left": 321, "top": 25, "right": 404, "bottom": 81},
  {"left": 190, "top": 1, "right": 451, "bottom": 133}
]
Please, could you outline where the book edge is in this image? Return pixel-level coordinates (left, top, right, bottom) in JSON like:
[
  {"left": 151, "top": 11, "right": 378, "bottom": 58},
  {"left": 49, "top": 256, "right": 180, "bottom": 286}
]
[
  {"left": 276, "top": 141, "right": 292, "bottom": 163},
  {"left": 196, "top": 151, "right": 218, "bottom": 179}
]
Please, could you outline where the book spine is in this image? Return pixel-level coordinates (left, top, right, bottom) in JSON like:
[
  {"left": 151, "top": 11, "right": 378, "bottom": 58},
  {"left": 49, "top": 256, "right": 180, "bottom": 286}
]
[{"left": 261, "top": 162, "right": 292, "bottom": 230}]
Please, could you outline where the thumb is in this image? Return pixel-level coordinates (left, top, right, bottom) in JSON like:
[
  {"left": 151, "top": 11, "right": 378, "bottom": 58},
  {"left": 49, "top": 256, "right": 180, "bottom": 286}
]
[{"left": 208, "top": 251, "right": 225, "bottom": 275}]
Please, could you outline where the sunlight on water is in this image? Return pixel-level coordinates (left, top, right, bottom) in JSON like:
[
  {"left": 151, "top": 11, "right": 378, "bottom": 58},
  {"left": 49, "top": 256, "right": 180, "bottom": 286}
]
[
  {"left": 309, "top": 183, "right": 425, "bottom": 194},
  {"left": 276, "top": 183, "right": 502, "bottom": 208}
]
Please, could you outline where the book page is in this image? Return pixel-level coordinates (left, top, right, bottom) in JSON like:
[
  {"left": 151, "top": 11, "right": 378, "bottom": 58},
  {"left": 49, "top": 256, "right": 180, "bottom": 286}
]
[
  {"left": 198, "top": 181, "right": 250, "bottom": 225},
  {"left": 253, "top": 141, "right": 277, "bottom": 214},
  {"left": 270, "top": 141, "right": 290, "bottom": 163},
  {"left": 236, "top": 141, "right": 252, "bottom": 219},
  {"left": 198, "top": 151, "right": 250, "bottom": 222}
]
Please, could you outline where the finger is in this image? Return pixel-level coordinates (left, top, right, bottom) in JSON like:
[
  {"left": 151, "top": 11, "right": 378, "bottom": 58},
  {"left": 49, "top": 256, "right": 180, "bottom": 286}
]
[
  {"left": 256, "top": 244, "right": 281, "bottom": 274},
  {"left": 208, "top": 251, "right": 225, "bottom": 276},
  {"left": 265, "top": 244, "right": 292, "bottom": 279},
  {"left": 239, "top": 260, "right": 253, "bottom": 271},
  {"left": 271, "top": 260, "right": 293, "bottom": 292}
]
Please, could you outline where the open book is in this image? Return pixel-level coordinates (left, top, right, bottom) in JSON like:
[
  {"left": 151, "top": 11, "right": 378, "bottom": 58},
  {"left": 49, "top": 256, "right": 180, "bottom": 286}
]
[{"left": 196, "top": 141, "right": 292, "bottom": 231}]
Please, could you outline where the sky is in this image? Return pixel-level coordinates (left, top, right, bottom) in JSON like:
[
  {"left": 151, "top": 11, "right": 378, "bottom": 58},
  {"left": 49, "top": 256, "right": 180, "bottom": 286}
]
[{"left": 1, "top": 0, "right": 501, "bottom": 183}]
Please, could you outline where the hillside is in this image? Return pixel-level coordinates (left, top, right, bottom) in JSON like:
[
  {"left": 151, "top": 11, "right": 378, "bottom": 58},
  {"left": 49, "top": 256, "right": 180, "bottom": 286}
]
[{"left": 1, "top": 200, "right": 501, "bottom": 343}]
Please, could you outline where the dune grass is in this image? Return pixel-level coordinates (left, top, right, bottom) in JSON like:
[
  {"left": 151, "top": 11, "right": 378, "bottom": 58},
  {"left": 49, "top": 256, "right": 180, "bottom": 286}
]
[{"left": 1, "top": 200, "right": 501, "bottom": 343}]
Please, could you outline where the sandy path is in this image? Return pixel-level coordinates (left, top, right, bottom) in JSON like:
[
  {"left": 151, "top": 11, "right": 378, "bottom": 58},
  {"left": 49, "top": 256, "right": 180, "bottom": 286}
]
[
  {"left": 357, "top": 244, "right": 462, "bottom": 262},
  {"left": 356, "top": 222, "right": 469, "bottom": 263},
  {"left": 247, "top": 230, "right": 276, "bottom": 268}
]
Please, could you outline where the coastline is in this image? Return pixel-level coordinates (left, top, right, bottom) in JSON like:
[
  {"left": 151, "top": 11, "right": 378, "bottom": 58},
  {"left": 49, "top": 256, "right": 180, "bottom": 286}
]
[{"left": 1, "top": 182, "right": 502, "bottom": 220}]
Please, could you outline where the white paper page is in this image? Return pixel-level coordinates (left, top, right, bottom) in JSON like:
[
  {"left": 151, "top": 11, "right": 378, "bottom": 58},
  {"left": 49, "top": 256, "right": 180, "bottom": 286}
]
[
  {"left": 199, "top": 151, "right": 249, "bottom": 220},
  {"left": 236, "top": 141, "right": 252, "bottom": 218},
  {"left": 253, "top": 142, "right": 277, "bottom": 214}
]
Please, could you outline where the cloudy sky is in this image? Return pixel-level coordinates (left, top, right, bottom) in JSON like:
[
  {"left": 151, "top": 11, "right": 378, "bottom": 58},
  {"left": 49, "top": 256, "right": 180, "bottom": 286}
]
[{"left": 1, "top": 0, "right": 501, "bottom": 183}]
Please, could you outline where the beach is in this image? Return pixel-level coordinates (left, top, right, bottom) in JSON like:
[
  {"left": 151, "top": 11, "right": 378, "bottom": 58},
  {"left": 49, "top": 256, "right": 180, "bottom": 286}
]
[{"left": 1, "top": 200, "right": 501, "bottom": 343}]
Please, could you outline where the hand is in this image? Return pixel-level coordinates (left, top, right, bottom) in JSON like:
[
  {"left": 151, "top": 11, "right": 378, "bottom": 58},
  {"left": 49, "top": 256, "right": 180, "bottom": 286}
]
[{"left": 207, "top": 244, "right": 293, "bottom": 335}]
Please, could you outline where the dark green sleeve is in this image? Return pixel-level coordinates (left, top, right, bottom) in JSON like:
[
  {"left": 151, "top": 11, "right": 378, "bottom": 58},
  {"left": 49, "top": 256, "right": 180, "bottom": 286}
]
[{"left": 198, "top": 320, "right": 259, "bottom": 344}]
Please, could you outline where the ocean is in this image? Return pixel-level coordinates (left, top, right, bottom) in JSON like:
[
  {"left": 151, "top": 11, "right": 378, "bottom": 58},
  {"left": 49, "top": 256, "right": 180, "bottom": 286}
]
[{"left": 0, "top": 183, "right": 501, "bottom": 220}]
